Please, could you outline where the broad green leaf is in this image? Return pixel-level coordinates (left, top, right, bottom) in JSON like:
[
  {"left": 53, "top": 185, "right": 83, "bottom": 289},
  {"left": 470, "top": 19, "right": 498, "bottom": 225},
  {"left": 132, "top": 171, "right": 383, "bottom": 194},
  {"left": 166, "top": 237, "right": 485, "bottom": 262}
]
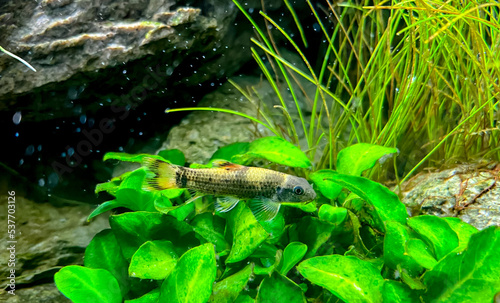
[
  {"left": 406, "top": 238, "right": 437, "bottom": 270},
  {"left": 235, "top": 294, "right": 255, "bottom": 303},
  {"left": 318, "top": 205, "right": 348, "bottom": 225},
  {"left": 383, "top": 221, "right": 423, "bottom": 277},
  {"left": 256, "top": 272, "right": 306, "bottom": 303},
  {"left": 259, "top": 212, "right": 285, "bottom": 244},
  {"left": 226, "top": 203, "right": 269, "bottom": 263},
  {"left": 210, "top": 142, "right": 250, "bottom": 163},
  {"left": 298, "top": 255, "right": 384, "bottom": 303},
  {"left": 109, "top": 212, "right": 198, "bottom": 260},
  {"left": 309, "top": 170, "right": 342, "bottom": 199},
  {"left": 84, "top": 230, "right": 129, "bottom": 297},
  {"left": 322, "top": 174, "right": 407, "bottom": 232},
  {"left": 129, "top": 240, "right": 178, "bottom": 280},
  {"left": 337, "top": 143, "right": 398, "bottom": 176},
  {"left": 55, "top": 265, "right": 122, "bottom": 303},
  {"left": 423, "top": 227, "right": 500, "bottom": 302},
  {"left": 125, "top": 288, "right": 160, "bottom": 303},
  {"left": 296, "top": 216, "right": 335, "bottom": 258},
  {"left": 89, "top": 169, "right": 157, "bottom": 220},
  {"left": 232, "top": 137, "right": 311, "bottom": 168},
  {"left": 382, "top": 281, "right": 420, "bottom": 303},
  {"left": 210, "top": 264, "right": 253, "bottom": 303},
  {"left": 103, "top": 152, "right": 165, "bottom": 163},
  {"left": 297, "top": 216, "right": 335, "bottom": 258},
  {"left": 192, "top": 213, "right": 230, "bottom": 253},
  {"left": 278, "top": 242, "right": 307, "bottom": 275},
  {"left": 115, "top": 169, "right": 156, "bottom": 212},
  {"left": 408, "top": 216, "right": 459, "bottom": 260},
  {"left": 158, "top": 149, "right": 186, "bottom": 166},
  {"left": 442, "top": 217, "right": 478, "bottom": 250},
  {"left": 159, "top": 243, "right": 217, "bottom": 303},
  {"left": 281, "top": 202, "right": 317, "bottom": 212}
]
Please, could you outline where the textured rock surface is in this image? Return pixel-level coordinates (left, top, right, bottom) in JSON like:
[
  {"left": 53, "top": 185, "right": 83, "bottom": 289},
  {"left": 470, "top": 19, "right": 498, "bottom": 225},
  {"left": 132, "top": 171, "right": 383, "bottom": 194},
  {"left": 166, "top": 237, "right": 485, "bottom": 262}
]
[
  {"left": 0, "top": 195, "right": 109, "bottom": 290},
  {"left": 400, "top": 163, "right": 500, "bottom": 230},
  {"left": 3, "top": 283, "right": 70, "bottom": 303},
  {"left": 0, "top": 0, "right": 254, "bottom": 121}
]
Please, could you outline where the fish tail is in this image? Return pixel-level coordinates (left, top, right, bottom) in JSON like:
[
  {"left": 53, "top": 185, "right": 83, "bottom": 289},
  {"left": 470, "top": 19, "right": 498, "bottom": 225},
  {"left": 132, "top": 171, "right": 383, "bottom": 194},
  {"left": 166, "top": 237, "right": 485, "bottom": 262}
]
[{"left": 142, "top": 157, "right": 178, "bottom": 191}]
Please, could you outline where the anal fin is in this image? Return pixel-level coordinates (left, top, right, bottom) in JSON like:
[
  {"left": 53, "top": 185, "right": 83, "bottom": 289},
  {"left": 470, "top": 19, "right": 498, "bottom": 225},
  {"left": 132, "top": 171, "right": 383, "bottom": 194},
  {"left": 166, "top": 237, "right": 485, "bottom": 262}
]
[
  {"left": 248, "top": 197, "right": 280, "bottom": 221},
  {"left": 215, "top": 196, "right": 240, "bottom": 212}
]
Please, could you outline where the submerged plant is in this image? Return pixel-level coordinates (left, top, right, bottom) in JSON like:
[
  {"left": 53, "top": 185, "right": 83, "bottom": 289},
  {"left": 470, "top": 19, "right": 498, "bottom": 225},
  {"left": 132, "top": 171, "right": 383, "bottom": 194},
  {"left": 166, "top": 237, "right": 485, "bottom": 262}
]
[{"left": 54, "top": 138, "right": 500, "bottom": 302}]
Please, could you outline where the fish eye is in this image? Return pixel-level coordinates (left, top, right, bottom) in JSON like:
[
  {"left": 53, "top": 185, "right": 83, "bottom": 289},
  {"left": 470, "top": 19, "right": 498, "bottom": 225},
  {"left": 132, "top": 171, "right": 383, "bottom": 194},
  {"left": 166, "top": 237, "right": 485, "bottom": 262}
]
[{"left": 293, "top": 186, "right": 304, "bottom": 195}]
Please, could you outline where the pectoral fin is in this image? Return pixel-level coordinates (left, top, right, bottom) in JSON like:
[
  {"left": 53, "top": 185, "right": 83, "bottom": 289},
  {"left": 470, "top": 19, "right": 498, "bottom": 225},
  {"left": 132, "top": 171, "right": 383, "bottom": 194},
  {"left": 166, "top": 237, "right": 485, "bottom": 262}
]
[
  {"left": 248, "top": 197, "right": 281, "bottom": 221},
  {"left": 215, "top": 196, "right": 240, "bottom": 212}
]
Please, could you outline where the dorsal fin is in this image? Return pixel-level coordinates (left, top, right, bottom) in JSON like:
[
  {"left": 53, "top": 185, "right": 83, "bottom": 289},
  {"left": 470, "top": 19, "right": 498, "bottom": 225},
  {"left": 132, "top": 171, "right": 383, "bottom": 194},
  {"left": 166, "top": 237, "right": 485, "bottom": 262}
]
[{"left": 211, "top": 160, "right": 244, "bottom": 170}]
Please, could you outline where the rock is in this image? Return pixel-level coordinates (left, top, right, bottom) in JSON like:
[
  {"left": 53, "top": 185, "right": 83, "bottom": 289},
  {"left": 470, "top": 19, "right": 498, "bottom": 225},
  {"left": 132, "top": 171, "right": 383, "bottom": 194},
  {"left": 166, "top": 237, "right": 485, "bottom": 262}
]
[
  {"left": 0, "top": 195, "right": 109, "bottom": 289},
  {"left": 160, "top": 49, "right": 319, "bottom": 165},
  {"left": 2, "top": 283, "right": 70, "bottom": 303},
  {"left": 0, "top": 0, "right": 255, "bottom": 121},
  {"left": 400, "top": 162, "right": 500, "bottom": 230}
]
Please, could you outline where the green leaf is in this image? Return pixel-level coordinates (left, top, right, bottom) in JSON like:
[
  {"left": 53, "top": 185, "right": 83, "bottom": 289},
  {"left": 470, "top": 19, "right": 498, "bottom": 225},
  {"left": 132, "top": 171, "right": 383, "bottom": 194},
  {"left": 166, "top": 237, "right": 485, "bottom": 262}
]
[
  {"left": 158, "top": 149, "right": 186, "bottom": 166},
  {"left": 210, "top": 264, "right": 253, "bottom": 303},
  {"left": 298, "top": 255, "right": 384, "bottom": 303},
  {"left": 84, "top": 230, "right": 129, "bottom": 297},
  {"left": 259, "top": 212, "right": 285, "bottom": 244},
  {"left": 296, "top": 216, "right": 335, "bottom": 258},
  {"left": 256, "top": 272, "right": 306, "bottom": 303},
  {"left": 423, "top": 226, "right": 500, "bottom": 302},
  {"left": 115, "top": 169, "right": 156, "bottom": 212},
  {"left": 87, "top": 200, "right": 120, "bottom": 221},
  {"left": 232, "top": 137, "right": 311, "bottom": 168},
  {"left": 210, "top": 142, "right": 250, "bottom": 163},
  {"left": 103, "top": 152, "right": 165, "bottom": 163},
  {"left": 406, "top": 238, "right": 437, "bottom": 270},
  {"left": 192, "top": 213, "right": 230, "bottom": 253},
  {"left": 235, "top": 294, "right": 255, "bottom": 303},
  {"left": 322, "top": 174, "right": 407, "bottom": 232},
  {"left": 129, "top": 240, "right": 178, "bottom": 280},
  {"left": 382, "top": 281, "right": 420, "bottom": 303},
  {"left": 318, "top": 205, "right": 348, "bottom": 225},
  {"left": 383, "top": 221, "right": 423, "bottom": 277},
  {"left": 337, "top": 143, "right": 398, "bottom": 176},
  {"left": 159, "top": 243, "right": 217, "bottom": 303},
  {"left": 125, "top": 288, "right": 160, "bottom": 303},
  {"left": 55, "top": 265, "right": 122, "bottom": 303},
  {"left": 309, "top": 170, "right": 342, "bottom": 199},
  {"left": 109, "top": 212, "right": 197, "bottom": 260},
  {"left": 442, "top": 217, "right": 478, "bottom": 250},
  {"left": 408, "top": 215, "right": 459, "bottom": 260},
  {"left": 278, "top": 242, "right": 307, "bottom": 276},
  {"left": 226, "top": 203, "right": 269, "bottom": 263}
]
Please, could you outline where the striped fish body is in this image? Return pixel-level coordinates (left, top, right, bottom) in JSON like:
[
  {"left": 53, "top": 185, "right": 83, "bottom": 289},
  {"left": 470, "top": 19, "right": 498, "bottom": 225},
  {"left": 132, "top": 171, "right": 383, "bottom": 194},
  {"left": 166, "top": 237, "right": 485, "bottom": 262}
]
[
  {"left": 142, "top": 157, "right": 316, "bottom": 220},
  {"left": 174, "top": 165, "right": 286, "bottom": 200}
]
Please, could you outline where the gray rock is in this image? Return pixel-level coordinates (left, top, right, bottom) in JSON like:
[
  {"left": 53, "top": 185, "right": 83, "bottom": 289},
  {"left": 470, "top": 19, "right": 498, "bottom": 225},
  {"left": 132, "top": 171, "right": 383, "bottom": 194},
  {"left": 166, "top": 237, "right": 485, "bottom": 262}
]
[
  {"left": 0, "top": 195, "right": 109, "bottom": 289},
  {"left": 2, "top": 283, "right": 70, "bottom": 303},
  {"left": 0, "top": 0, "right": 255, "bottom": 121},
  {"left": 400, "top": 162, "right": 500, "bottom": 230}
]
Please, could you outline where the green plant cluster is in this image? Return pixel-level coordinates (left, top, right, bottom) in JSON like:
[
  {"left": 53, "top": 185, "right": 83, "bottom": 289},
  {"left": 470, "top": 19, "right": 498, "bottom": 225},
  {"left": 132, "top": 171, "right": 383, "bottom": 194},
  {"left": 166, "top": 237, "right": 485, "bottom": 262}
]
[{"left": 55, "top": 137, "right": 500, "bottom": 303}]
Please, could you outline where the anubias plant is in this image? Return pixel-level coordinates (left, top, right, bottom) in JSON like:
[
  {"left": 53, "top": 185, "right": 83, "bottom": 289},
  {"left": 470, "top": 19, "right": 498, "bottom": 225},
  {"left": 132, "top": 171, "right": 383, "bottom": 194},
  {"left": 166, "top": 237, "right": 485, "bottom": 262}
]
[{"left": 55, "top": 137, "right": 500, "bottom": 303}]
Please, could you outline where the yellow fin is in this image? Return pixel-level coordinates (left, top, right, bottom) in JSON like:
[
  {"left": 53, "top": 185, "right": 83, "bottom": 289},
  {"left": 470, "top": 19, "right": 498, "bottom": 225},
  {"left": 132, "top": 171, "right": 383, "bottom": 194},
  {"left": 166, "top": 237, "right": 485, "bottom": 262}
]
[
  {"left": 142, "top": 157, "right": 178, "bottom": 191},
  {"left": 248, "top": 197, "right": 281, "bottom": 221},
  {"left": 211, "top": 160, "right": 244, "bottom": 170}
]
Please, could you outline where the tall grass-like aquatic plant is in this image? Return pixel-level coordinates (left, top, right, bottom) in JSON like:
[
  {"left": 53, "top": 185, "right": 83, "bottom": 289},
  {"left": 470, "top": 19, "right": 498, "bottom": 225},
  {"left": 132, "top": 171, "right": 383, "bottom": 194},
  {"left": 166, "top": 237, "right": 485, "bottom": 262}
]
[{"left": 169, "top": 0, "right": 500, "bottom": 182}]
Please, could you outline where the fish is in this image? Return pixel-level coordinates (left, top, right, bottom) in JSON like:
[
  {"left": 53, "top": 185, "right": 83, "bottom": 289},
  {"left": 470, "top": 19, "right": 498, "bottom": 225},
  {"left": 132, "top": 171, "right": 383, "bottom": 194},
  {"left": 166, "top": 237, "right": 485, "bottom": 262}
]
[{"left": 141, "top": 157, "right": 316, "bottom": 221}]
